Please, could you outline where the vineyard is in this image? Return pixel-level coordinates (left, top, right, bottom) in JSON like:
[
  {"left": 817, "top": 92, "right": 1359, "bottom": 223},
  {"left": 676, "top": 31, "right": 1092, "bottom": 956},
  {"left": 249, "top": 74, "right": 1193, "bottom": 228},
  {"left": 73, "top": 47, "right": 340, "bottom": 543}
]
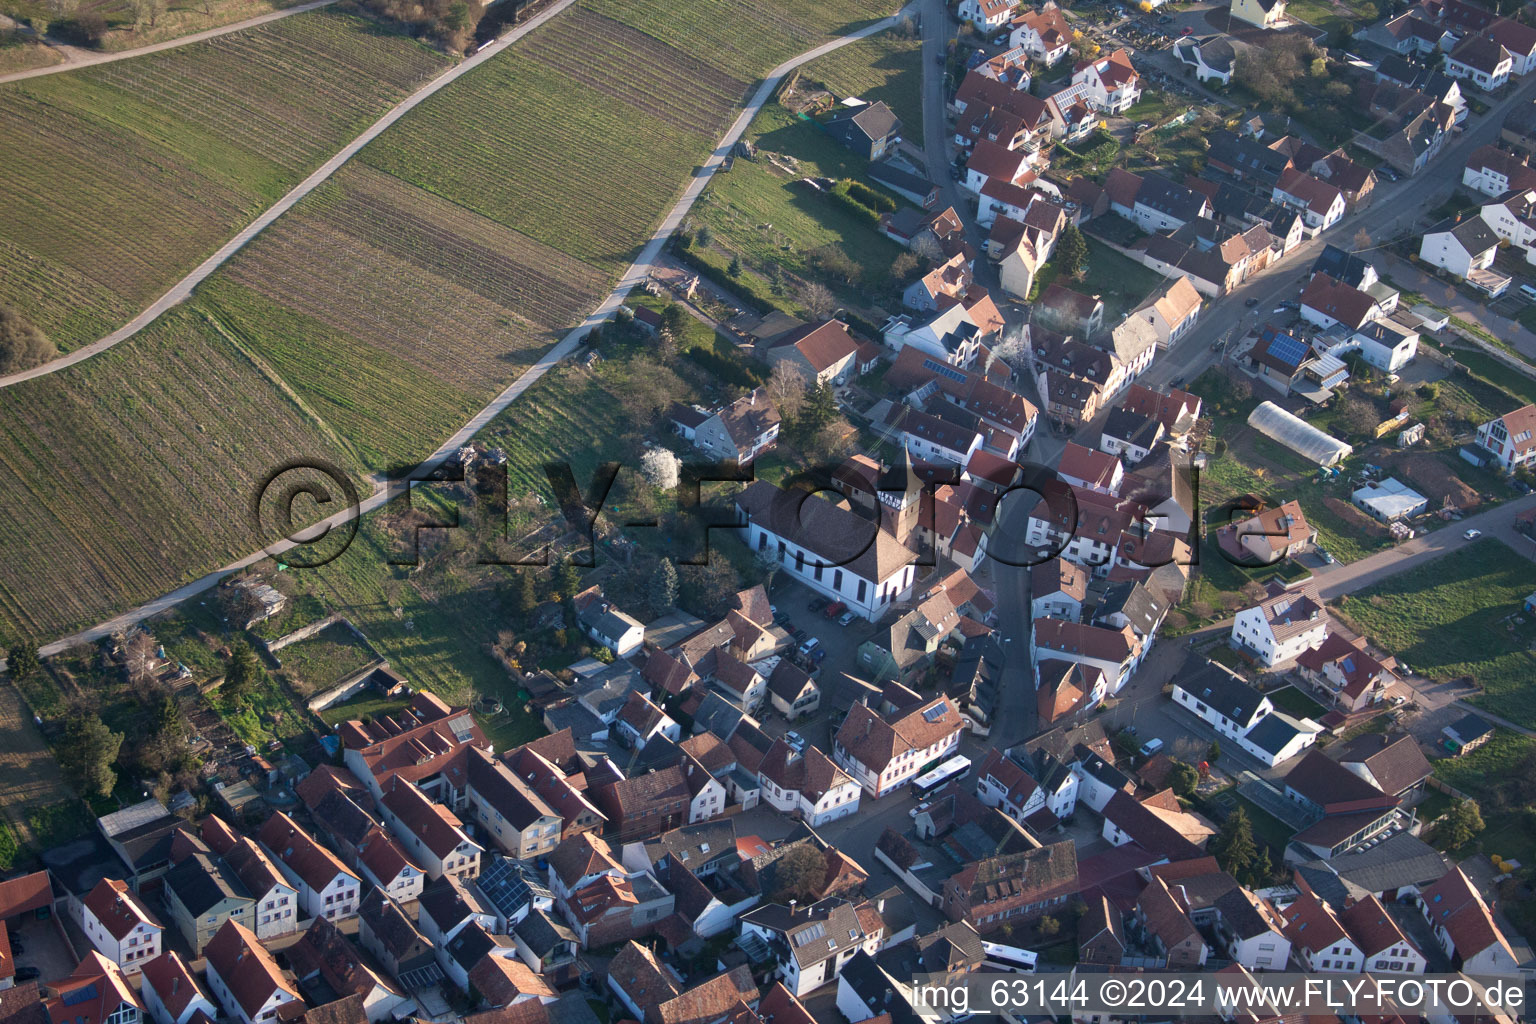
[
  {"left": 578, "top": 0, "right": 897, "bottom": 77},
  {"left": 0, "top": 10, "right": 452, "bottom": 348},
  {"left": 0, "top": 305, "right": 360, "bottom": 640},
  {"left": 358, "top": 51, "right": 724, "bottom": 276},
  {"left": 0, "top": 0, "right": 906, "bottom": 647}
]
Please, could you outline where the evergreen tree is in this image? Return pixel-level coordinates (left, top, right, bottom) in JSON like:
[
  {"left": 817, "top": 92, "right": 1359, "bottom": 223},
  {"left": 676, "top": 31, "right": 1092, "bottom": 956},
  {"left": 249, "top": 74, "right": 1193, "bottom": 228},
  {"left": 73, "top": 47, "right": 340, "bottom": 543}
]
[
  {"left": 58, "top": 713, "right": 123, "bottom": 798},
  {"left": 650, "top": 559, "right": 679, "bottom": 616},
  {"left": 728, "top": 254, "right": 743, "bottom": 277},
  {"left": 556, "top": 558, "right": 582, "bottom": 600},
  {"left": 222, "top": 643, "right": 263, "bottom": 708},
  {"left": 1168, "top": 759, "right": 1200, "bottom": 799},
  {"left": 1055, "top": 223, "right": 1089, "bottom": 278},
  {"left": 1207, "top": 739, "right": 1222, "bottom": 762},
  {"left": 1212, "top": 806, "right": 1257, "bottom": 877},
  {"left": 5, "top": 643, "right": 39, "bottom": 683},
  {"left": 1250, "top": 846, "right": 1273, "bottom": 887},
  {"left": 515, "top": 569, "right": 538, "bottom": 616}
]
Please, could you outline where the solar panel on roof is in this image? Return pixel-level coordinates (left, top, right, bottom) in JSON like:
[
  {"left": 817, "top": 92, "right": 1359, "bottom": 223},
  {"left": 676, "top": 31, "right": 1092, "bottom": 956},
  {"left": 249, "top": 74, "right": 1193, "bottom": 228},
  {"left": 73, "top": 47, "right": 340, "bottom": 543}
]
[
  {"left": 922, "top": 701, "right": 951, "bottom": 722},
  {"left": 1266, "top": 332, "right": 1310, "bottom": 367},
  {"left": 921, "top": 357, "right": 968, "bottom": 384}
]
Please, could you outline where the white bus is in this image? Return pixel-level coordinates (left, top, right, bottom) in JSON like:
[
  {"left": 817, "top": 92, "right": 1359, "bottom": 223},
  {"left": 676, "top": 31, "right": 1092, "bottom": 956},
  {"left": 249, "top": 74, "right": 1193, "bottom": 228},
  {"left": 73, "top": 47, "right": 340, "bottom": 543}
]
[
  {"left": 910, "top": 755, "right": 972, "bottom": 799},
  {"left": 981, "top": 941, "right": 1038, "bottom": 973}
]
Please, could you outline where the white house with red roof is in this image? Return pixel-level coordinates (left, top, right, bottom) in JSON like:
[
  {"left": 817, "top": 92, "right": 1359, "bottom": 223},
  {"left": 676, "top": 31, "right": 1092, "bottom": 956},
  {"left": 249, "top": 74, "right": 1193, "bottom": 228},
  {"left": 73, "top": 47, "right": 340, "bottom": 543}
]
[
  {"left": 140, "top": 951, "right": 217, "bottom": 1024},
  {"left": 203, "top": 919, "right": 301, "bottom": 1024},
  {"left": 380, "top": 777, "right": 484, "bottom": 882},
  {"left": 1415, "top": 867, "right": 1520, "bottom": 974},
  {"left": 1056, "top": 442, "right": 1124, "bottom": 495},
  {"left": 1010, "top": 2, "right": 1073, "bottom": 64},
  {"left": 963, "top": 139, "right": 1034, "bottom": 195},
  {"left": 81, "top": 878, "right": 162, "bottom": 975},
  {"left": 223, "top": 838, "right": 300, "bottom": 942},
  {"left": 832, "top": 696, "right": 964, "bottom": 797},
  {"left": 757, "top": 741, "right": 862, "bottom": 826},
  {"left": 257, "top": 811, "right": 361, "bottom": 921},
  {"left": 1272, "top": 168, "right": 1347, "bottom": 233},
  {"left": 1072, "top": 49, "right": 1142, "bottom": 113},
  {"left": 1279, "top": 882, "right": 1363, "bottom": 972},
  {"left": 960, "top": 0, "right": 1014, "bottom": 31},
  {"left": 1474, "top": 402, "right": 1536, "bottom": 470},
  {"left": 355, "top": 825, "right": 426, "bottom": 903},
  {"left": 44, "top": 953, "right": 144, "bottom": 1024},
  {"left": 1339, "top": 895, "right": 1427, "bottom": 975},
  {"left": 1231, "top": 580, "right": 1328, "bottom": 667}
]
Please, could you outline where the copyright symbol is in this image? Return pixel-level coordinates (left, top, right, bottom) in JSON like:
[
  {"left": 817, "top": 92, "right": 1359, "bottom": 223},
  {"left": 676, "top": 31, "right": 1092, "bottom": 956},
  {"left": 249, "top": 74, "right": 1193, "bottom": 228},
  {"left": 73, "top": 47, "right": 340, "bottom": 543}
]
[
  {"left": 252, "top": 460, "right": 360, "bottom": 568},
  {"left": 1102, "top": 980, "right": 1127, "bottom": 1008}
]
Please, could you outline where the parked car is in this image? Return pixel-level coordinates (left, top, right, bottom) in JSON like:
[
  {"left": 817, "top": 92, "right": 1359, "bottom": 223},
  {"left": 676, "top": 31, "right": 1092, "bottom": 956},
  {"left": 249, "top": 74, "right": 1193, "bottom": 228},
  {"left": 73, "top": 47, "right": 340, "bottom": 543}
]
[
  {"left": 1245, "top": 297, "right": 1259, "bottom": 307},
  {"left": 837, "top": 610, "right": 857, "bottom": 626},
  {"left": 1139, "top": 738, "right": 1164, "bottom": 757},
  {"left": 1181, "top": 25, "right": 1193, "bottom": 34},
  {"left": 808, "top": 596, "right": 828, "bottom": 613},
  {"left": 823, "top": 600, "right": 847, "bottom": 619},
  {"left": 1158, "top": 13, "right": 1173, "bottom": 22},
  {"left": 798, "top": 637, "right": 822, "bottom": 658},
  {"left": 786, "top": 731, "right": 806, "bottom": 750},
  {"left": 1463, "top": 528, "right": 1481, "bottom": 540},
  {"left": 791, "top": 628, "right": 809, "bottom": 644}
]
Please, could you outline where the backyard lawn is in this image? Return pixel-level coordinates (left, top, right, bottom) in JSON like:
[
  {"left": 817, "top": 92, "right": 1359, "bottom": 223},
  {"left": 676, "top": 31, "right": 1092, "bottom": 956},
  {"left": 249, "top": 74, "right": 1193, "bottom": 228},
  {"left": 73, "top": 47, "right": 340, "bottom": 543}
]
[
  {"left": 1432, "top": 729, "right": 1536, "bottom": 875},
  {"left": 797, "top": 30, "right": 923, "bottom": 135},
  {"left": 1332, "top": 539, "right": 1536, "bottom": 728}
]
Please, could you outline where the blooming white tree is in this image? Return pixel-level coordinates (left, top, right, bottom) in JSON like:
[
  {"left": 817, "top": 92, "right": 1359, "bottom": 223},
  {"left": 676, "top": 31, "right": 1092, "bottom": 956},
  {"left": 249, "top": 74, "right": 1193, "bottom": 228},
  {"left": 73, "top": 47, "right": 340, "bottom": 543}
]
[{"left": 639, "top": 446, "right": 681, "bottom": 491}]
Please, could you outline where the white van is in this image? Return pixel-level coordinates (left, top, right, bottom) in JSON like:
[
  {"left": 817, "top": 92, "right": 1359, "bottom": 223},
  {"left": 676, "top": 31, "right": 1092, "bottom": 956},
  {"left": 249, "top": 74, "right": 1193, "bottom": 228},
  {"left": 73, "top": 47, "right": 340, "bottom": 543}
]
[
  {"left": 1139, "top": 737, "right": 1165, "bottom": 757},
  {"left": 1520, "top": 283, "right": 1536, "bottom": 302}
]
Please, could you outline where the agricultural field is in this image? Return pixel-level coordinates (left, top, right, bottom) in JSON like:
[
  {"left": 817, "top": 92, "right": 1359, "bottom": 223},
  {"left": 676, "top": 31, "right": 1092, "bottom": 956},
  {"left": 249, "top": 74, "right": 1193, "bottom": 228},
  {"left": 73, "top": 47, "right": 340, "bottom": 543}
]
[
  {"left": 1332, "top": 539, "right": 1536, "bottom": 728},
  {"left": 796, "top": 29, "right": 923, "bottom": 134},
  {"left": 2, "top": 0, "right": 309, "bottom": 53},
  {"left": 0, "top": 0, "right": 902, "bottom": 650},
  {"left": 358, "top": 45, "right": 734, "bottom": 276},
  {"left": 0, "top": 304, "right": 360, "bottom": 641},
  {"left": 0, "top": 686, "right": 73, "bottom": 852},
  {"left": 577, "top": 0, "right": 897, "bottom": 78},
  {"left": 0, "top": 9, "right": 453, "bottom": 348}
]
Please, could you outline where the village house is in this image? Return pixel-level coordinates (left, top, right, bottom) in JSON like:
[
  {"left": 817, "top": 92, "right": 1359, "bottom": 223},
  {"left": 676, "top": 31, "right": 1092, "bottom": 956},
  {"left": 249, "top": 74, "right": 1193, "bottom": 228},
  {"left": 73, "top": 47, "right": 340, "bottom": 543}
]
[
  {"left": 1031, "top": 618, "right": 1142, "bottom": 694},
  {"left": 1217, "top": 499, "right": 1316, "bottom": 565},
  {"left": 258, "top": 811, "right": 362, "bottom": 922},
  {"left": 1340, "top": 894, "right": 1429, "bottom": 974},
  {"left": 140, "top": 952, "right": 217, "bottom": 1024},
  {"left": 1134, "top": 875, "right": 1210, "bottom": 967},
  {"left": 615, "top": 691, "right": 681, "bottom": 751},
  {"left": 163, "top": 853, "right": 252, "bottom": 956},
  {"left": 1009, "top": 2, "right": 1073, "bottom": 64},
  {"left": 1272, "top": 168, "right": 1347, "bottom": 234},
  {"left": 824, "top": 101, "right": 902, "bottom": 160},
  {"left": 1473, "top": 402, "right": 1536, "bottom": 469},
  {"left": 1231, "top": 580, "right": 1329, "bottom": 667},
  {"left": 1445, "top": 34, "right": 1513, "bottom": 90},
  {"left": 1419, "top": 214, "right": 1509, "bottom": 296},
  {"left": 832, "top": 694, "right": 965, "bottom": 797},
  {"left": 82, "top": 878, "right": 163, "bottom": 974},
  {"left": 684, "top": 387, "right": 782, "bottom": 466},
  {"left": 572, "top": 586, "right": 646, "bottom": 658},
  {"left": 1279, "top": 882, "right": 1364, "bottom": 972},
  {"left": 1296, "top": 634, "right": 1400, "bottom": 712},
  {"left": 1071, "top": 48, "right": 1142, "bottom": 113},
  {"left": 739, "top": 898, "right": 879, "bottom": 995},
  {"left": 1283, "top": 750, "right": 1401, "bottom": 860},
  {"left": 1174, "top": 34, "right": 1235, "bottom": 83},
  {"left": 960, "top": 0, "right": 1015, "bottom": 32},
  {"left": 940, "top": 840, "right": 1078, "bottom": 933},
  {"left": 1230, "top": 0, "right": 1287, "bottom": 29},
  {"left": 765, "top": 320, "right": 860, "bottom": 387},
  {"left": 1415, "top": 867, "right": 1520, "bottom": 973},
  {"left": 379, "top": 777, "right": 483, "bottom": 882},
  {"left": 203, "top": 919, "right": 302, "bottom": 1024},
  {"left": 44, "top": 954, "right": 145, "bottom": 1024},
  {"left": 225, "top": 838, "right": 301, "bottom": 941},
  {"left": 1127, "top": 275, "right": 1202, "bottom": 349}
]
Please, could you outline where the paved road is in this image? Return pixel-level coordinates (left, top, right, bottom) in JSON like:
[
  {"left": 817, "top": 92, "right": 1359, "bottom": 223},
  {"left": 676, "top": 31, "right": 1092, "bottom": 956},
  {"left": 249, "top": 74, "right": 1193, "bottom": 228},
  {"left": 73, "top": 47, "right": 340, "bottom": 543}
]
[
  {"left": 1140, "top": 72, "right": 1536, "bottom": 395},
  {"left": 0, "top": 0, "right": 338, "bottom": 84},
  {"left": 0, "top": 0, "right": 583, "bottom": 391},
  {"left": 918, "top": 0, "right": 992, "bottom": 285},
  {"left": 12, "top": 6, "right": 917, "bottom": 662}
]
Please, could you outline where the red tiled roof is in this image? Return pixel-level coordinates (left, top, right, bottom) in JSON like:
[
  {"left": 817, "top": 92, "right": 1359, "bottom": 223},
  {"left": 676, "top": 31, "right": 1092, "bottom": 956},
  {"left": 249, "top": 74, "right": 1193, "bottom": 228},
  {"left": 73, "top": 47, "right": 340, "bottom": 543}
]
[
  {"left": 83, "top": 878, "right": 160, "bottom": 941},
  {"left": 204, "top": 920, "right": 299, "bottom": 1020},
  {"left": 258, "top": 811, "right": 358, "bottom": 894}
]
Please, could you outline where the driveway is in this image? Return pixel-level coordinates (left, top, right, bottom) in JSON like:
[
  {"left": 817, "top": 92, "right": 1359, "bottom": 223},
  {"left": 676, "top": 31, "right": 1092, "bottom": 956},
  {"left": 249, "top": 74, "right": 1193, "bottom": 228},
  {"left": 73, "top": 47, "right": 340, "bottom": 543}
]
[{"left": 1379, "top": 252, "right": 1536, "bottom": 363}]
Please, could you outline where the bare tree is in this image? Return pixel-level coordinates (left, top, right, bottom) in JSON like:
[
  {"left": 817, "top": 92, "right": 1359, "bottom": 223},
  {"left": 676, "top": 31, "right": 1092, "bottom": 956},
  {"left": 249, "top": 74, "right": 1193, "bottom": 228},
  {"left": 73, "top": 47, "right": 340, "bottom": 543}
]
[
  {"left": 1353, "top": 227, "right": 1372, "bottom": 250},
  {"left": 985, "top": 323, "right": 1030, "bottom": 375},
  {"left": 765, "top": 361, "right": 809, "bottom": 418},
  {"left": 910, "top": 232, "right": 945, "bottom": 263},
  {"left": 638, "top": 447, "right": 681, "bottom": 491},
  {"left": 800, "top": 281, "right": 836, "bottom": 320},
  {"left": 123, "top": 631, "right": 159, "bottom": 690}
]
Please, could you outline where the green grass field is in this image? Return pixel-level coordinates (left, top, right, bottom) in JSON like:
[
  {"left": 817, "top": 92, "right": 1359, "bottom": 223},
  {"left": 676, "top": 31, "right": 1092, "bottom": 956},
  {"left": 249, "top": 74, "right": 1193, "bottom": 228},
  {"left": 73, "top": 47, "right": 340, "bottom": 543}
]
[
  {"left": 1333, "top": 539, "right": 1536, "bottom": 728},
  {"left": 0, "top": 10, "right": 453, "bottom": 348},
  {"left": 272, "top": 622, "right": 377, "bottom": 697},
  {"left": 797, "top": 30, "right": 922, "bottom": 135},
  {"left": 1433, "top": 729, "right": 1536, "bottom": 873},
  {"left": 690, "top": 105, "right": 909, "bottom": 313}
]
